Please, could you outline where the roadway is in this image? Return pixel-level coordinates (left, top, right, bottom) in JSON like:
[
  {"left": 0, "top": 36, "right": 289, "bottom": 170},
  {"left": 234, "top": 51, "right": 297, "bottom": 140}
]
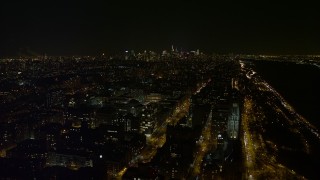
[
  {"left": 187, "top": 109, "right": 215, "bottom": 177},
  {"left": 116, "top": 78, "right": 212, "bottom": 178},
  {"left": 240, "top": 60, "right": 309, "bottom": 179}
]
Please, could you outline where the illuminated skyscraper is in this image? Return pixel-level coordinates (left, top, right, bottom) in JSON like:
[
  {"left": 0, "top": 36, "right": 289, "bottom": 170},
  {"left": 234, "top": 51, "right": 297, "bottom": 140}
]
[{"left": 227, "top": 103, "right": 239, "bottom": 139}]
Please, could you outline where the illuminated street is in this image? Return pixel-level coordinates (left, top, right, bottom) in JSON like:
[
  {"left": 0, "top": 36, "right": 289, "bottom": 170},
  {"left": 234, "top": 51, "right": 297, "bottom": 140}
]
[
  {"left": 139, "top": 97, "right": 191, "bottom": 163},
  {"left": 240, "top": 61, "right": 315, "bottom": 179},
  {"left": 188, "top": 109, "right": 215, "bottom": 177},
  {"left": 116, "top": 79, "right": 212, "bottom": 178}
]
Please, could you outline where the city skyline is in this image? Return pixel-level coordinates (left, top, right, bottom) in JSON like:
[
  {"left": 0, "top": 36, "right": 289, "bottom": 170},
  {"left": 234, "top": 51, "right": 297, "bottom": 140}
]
[
  {"left": 0, "top": 1, "right": 319, "bottom": 179},
  {"left": 1, "top": 1, "right": 320, "bottom": 57},
  {"left": 0, "top": 54, "right": 318, "bottom": 179}
]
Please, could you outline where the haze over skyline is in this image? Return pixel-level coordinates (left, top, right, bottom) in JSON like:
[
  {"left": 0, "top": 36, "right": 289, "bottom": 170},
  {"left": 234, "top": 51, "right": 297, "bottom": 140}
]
[{"left": 1, "top": 0, "right": 320, "bottom": 56}]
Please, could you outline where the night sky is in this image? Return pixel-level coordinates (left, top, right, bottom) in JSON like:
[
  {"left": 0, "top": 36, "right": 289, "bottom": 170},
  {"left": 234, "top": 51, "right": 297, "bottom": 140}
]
[{"left": 1, "top": 0, "right": 319, "bottom": 56}]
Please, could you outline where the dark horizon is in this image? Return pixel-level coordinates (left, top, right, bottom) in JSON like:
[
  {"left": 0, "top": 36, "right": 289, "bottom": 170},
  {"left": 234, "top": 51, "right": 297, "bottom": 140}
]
[{"left": 1, "top": 1, "right": 320, "bottom": 57}]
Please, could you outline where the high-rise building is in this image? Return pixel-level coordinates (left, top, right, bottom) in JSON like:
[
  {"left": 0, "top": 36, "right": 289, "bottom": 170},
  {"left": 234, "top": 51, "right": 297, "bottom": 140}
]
[{"left": 227, "top": 103, "right": 239, "bottom": 139}]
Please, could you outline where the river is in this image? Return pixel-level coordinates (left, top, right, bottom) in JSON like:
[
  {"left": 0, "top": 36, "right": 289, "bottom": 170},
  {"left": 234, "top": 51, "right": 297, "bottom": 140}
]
[{"left": 252, "top": 60, "right": 320, "bottom": 128}]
